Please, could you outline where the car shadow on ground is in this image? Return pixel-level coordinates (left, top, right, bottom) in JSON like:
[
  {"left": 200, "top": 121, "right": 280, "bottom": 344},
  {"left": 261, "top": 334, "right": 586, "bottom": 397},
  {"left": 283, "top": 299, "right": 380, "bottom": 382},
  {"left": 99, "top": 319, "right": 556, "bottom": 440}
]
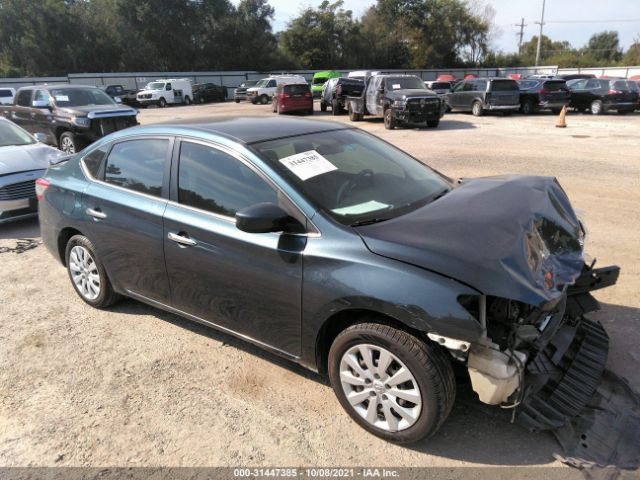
[{"left": 0, "top": 217, "right": 40, "bottom": 240}]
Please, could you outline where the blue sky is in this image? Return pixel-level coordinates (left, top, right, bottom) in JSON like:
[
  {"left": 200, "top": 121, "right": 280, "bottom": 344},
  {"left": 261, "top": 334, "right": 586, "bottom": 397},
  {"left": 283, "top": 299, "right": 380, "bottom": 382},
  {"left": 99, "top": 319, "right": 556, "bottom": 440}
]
[{"left": 248, "top": 0, "right": 640, "bottom": 52}]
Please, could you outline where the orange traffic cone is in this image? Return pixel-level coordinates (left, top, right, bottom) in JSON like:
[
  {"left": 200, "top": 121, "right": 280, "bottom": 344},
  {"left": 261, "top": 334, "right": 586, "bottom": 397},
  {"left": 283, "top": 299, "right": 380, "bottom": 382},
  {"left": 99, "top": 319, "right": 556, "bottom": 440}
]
[{"left": 556, "top": 105, "right": 567, "bottom": 128}]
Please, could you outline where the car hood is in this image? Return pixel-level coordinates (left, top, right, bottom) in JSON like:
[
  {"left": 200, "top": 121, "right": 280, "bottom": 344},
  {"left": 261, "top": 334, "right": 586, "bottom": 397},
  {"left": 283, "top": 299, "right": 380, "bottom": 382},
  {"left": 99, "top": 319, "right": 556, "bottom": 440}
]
[
  {"left": 57, "top": 105, "right": 137, "bottom": 116},
  {"left": 0, "top": 143, "right": 64, "bottom": 176},
  {"left": 387, "top": 89, "right": 439, "bottom": 101},
  {"left": 356, "top": 175, "right": 585, "bottom": 307}
]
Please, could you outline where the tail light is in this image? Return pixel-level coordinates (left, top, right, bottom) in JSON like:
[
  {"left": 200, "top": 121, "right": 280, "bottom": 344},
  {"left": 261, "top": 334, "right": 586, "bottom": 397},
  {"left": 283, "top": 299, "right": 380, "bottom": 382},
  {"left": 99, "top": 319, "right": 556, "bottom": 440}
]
[
  {"left": 35, "top": 178, "right": 50, "bottom": 201},
  {"left": 608, "top": 89, "right": 622, "bottom": 94},
  {"left": 305, "top": 92, "right": 312, "bottom": 98},
  {"left": 283, "top": 93, "right": 291, "bottom": 98}
]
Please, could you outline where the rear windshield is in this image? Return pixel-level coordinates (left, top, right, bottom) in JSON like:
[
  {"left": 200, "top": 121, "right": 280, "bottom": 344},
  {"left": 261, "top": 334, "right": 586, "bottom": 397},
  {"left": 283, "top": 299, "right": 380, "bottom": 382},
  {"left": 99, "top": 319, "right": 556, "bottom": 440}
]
[
  {"left": 517, "top": 80, "right": 538, "bottom": 89},
  {"left": 284, "top": 84, "right": 309, "bottom": 94},
  {"left": 542, "top": 80, "right": 566, "bottom": 91},
  {"left": 491, "top": 80, "right": 519, "bottom": 91},
  {"left": 430, "top": 82, "right": 451, "bottom": 89},
  {"left": 612, "top": 80, "right": 633, "bottom": 91},
  {"left": 0, "top": 89, "right": 13, "bottom": 97}
]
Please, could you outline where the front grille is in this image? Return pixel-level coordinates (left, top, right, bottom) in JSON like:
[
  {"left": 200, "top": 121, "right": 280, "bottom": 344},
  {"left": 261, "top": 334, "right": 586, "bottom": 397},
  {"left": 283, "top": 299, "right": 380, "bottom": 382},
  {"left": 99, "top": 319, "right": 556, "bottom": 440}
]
[
  {"left": 139, "top": 94, "right": 152, "bottom": 99},
  {"left": 96, "top": 117, "right": 135, "bottom": 136},
  {"left": 0, "top": 180, "right": 36, "bottom": 201},
  {"left": 406, "top": 98, "right": 439, "bottom": 112}
]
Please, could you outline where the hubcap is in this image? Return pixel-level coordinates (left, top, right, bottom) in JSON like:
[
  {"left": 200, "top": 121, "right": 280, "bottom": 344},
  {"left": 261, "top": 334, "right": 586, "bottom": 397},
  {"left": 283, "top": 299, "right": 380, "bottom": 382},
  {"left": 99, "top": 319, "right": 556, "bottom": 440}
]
[
  {"left": 69, "top": 246, "right": 101, "bottom": 300},
  {"left": 61, "top": 137, "right": 75, "bottom": 154},
  {"left": 339, "top": 344, "right": 422, "bottom": 432}
]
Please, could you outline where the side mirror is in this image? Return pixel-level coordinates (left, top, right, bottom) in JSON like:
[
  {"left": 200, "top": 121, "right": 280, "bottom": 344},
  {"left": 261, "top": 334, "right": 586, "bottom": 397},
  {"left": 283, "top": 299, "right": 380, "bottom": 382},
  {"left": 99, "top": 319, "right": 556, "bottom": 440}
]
[
  {"left": 33, "top": 132, "right": 48, "bottom": 143},
  {"left": 32, "top": 99, "right": 50, "bottom": 109},
  {"left": 235, "top": 203, "right": 301, "bottom": 234},
  {"left": 114, "top": 96, "right": 122, "bottom": 104}
]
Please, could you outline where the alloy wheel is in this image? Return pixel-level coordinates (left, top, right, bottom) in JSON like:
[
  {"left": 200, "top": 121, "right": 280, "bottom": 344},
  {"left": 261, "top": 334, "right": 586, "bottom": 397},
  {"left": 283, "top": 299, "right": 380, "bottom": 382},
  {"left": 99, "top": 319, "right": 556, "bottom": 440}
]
[
  {"left": 339, "top": 344, "right": 422, "bottom": 432},
  {"left": 69, "top": 245, "right": 101, "bottom": 301},
  {"left": 60, "top": 136, "right": 75, "bottom": 154}
]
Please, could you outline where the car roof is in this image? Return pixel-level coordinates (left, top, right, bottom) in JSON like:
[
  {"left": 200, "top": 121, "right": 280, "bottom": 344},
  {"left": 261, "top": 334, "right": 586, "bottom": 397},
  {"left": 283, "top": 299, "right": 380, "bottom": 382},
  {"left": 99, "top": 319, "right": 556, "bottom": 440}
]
[
  {"left": 18, "top": 84, "right": 98, "bottom": 91},
  {"left": 141, "top": 117, "right": 352, "bottom": 145}
]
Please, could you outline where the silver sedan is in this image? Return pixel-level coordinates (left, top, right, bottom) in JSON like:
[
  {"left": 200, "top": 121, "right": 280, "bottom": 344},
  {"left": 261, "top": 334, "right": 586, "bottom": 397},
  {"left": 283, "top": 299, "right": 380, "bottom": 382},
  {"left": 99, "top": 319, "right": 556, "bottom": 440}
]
[{"left": 0, "top": 118, "right": 64, "bottom": 223}]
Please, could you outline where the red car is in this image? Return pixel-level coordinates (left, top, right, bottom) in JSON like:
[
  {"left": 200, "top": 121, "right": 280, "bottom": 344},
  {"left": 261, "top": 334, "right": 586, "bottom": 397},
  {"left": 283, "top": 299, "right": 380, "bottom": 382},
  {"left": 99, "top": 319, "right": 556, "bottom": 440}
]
[{"left": 272, "top": 83, "right": 313, "bottom": 115}]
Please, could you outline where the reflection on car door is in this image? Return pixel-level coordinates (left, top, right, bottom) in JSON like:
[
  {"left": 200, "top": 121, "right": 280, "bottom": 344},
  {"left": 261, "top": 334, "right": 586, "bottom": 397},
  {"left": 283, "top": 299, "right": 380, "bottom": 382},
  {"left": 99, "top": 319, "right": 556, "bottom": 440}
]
[
  {"left": 366, "top": 76, "right": 381, "bottom": 115},
  {"left": 163, "top": 140, "right": 304, "bottom": 355},
  {"left": 82, "top": 137, "right": 173, "bottom": 303},
  {"left": 32, "top": 89, "right": 53, "bottom": 140},
  {"left": 9, "top": 90, "right": 34, "bottom": 130}
]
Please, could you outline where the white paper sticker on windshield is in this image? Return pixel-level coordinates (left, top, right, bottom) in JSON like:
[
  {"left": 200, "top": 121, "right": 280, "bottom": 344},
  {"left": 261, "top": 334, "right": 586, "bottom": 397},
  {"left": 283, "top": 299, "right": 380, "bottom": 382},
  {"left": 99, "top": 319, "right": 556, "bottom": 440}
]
[
  {"left": 332, "top": 200, "right": 390, "bottom": 216},
  {"left": 54, "top": 95, "right": 69, "bottom": 101},
  {"left": 391, "top": 84, "right": 401, "bottom": 89},
  {"left": 279, "top": 150, "right": 337, "bottom": 181}
]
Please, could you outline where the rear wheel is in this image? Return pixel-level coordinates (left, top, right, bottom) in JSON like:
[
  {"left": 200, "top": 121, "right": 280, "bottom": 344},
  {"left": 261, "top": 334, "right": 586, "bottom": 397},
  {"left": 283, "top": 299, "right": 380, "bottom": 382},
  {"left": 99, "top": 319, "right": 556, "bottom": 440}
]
[
  {"left": 65, "top": 234, "right": 120, "bottom": 308},
  {"left": 383, "top": 109, "right": 396, "bottom": 130},
  {"left": 521, "top": 100, "right": 536, "bottom": 115},
  {"left": 332, "top": 98, "right": 341, "bottom": 115},
  {"left": 348, "top": 104, "right": 361, "bottom": 122},
  {"left": 471, "top": 101, "right": 483, "bottom": 116},
  {"left": 184, "top": 95, "right": 191, "bottom": 105},
  {"left": 328, "top": 323, "right": 455, "bottom": 444},
  {"left": 320, "top": 101, "right": 327, "bottom": 112},
  {"left": 235, "top": 98, "right": 240, "bottom": 103},
  {"left": 590, "top": 100, "right": 604, "bottom": 115}
]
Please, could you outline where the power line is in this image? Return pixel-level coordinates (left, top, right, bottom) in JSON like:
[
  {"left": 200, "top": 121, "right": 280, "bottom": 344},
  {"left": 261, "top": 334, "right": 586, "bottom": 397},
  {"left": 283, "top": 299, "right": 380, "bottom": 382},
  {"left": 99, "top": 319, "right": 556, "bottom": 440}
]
[{"left": 545, "top": 19, "right": 640, "bottom": 24}]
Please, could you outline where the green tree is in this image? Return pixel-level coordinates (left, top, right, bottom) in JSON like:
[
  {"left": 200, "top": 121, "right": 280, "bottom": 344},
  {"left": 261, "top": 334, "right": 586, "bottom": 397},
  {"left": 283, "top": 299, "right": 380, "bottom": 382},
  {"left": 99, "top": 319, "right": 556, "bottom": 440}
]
[{"left": 584, "top": 31, "right": 622, "bottom": 63}]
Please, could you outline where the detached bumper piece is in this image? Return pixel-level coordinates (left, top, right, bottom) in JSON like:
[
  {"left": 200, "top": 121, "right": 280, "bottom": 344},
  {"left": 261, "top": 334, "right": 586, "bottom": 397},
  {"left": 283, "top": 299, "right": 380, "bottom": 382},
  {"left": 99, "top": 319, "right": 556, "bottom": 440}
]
[{"left": 517, "top": 317, "right": 608, "bottom": 431}]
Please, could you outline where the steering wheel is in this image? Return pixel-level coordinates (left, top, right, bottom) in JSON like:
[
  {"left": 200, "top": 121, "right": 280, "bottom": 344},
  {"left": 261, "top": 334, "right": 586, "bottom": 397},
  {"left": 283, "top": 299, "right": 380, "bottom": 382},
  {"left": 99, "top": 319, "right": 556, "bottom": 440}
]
[{"left": 336, "top": 169, "right": 375, "bottom": 206}]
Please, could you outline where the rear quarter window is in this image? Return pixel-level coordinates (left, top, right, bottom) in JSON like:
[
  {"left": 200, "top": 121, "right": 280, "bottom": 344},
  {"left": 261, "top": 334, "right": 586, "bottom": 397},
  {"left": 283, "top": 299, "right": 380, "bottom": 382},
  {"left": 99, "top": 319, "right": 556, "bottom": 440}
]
[
  {"left": 612, "top": 80, "right": 632, "bottom": 91},
  {"left": 490, "top": 80, "right": 519, "bottom": 91},
  {"left": 542, "top": 81, "right": 566, "bottom": 91},
  {"left": 104, "top": 139, "right": 169, "bottom": 197}
]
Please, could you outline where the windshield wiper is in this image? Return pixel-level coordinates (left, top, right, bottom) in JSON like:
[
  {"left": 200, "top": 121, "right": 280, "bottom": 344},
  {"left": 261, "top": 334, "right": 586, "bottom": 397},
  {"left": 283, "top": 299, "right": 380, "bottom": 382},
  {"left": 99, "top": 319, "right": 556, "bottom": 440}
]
[{"left": 351, "top": 217, "right": 391, "bottom": 227}]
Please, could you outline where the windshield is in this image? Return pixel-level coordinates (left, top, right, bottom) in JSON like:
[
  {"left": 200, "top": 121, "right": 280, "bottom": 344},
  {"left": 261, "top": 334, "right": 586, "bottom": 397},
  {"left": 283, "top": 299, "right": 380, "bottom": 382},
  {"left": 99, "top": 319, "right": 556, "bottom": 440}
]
[
  {"left": 252, "top": 129, "right": 450, "bottom": 225},
  {"left": 51, "top": 88, "right": 116, "bottom": 107},
  {"left": 313, "top": 77, "right": 329, "bottom": 85},
  {"left": 255, "top": 79, "right": 270, "bottom": 88},
  {"left": 0, "top": 120, "right": 36, "bottom": 147},
  {"left": 146, "top": 82, "right": 166, "bottom": 90},
  {"left": 385, "top": 77, "right": 426, "bottom": 90}
]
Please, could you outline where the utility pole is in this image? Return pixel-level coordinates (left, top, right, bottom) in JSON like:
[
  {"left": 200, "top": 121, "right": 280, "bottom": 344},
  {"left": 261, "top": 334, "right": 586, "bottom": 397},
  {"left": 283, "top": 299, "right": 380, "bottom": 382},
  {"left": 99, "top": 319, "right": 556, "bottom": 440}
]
[
  {"left": 515, "top": 18, "right": 527, "bottom": 54},
  {"left": 534, "top": 0, "right": 546, "bottom": 66}
]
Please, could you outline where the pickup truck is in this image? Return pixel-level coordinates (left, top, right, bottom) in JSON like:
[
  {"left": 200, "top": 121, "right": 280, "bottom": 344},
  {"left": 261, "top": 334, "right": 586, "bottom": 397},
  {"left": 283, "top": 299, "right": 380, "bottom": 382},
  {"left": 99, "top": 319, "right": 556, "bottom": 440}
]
[
  {"left": 0, "top": 85, "right": 138, "bottom": 154},
  {"left": 320, "top": 77, "right": 364, "bottom": 115},
  {"left": 104, "top": 84, "right": 140, "bottom": 106},
  {"left": 346, "top": 74, "right": 444, "bottom": 129}
]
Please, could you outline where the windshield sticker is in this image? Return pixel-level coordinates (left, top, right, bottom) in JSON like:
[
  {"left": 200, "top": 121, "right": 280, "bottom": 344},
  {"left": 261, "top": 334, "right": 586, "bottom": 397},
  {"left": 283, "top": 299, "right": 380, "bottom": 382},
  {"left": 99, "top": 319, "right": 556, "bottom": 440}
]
[
  {"left": 279, "top": 150, "right": 337, "bottom": 181},
  {"left": 332, "top": 200, "right": 391, "bottom": 216},
  {"left": 391, "top": 84, "right": 401, "bottom": 89},
  {"left": 54, "top": 95, "right": 69, "bottom": 101}
]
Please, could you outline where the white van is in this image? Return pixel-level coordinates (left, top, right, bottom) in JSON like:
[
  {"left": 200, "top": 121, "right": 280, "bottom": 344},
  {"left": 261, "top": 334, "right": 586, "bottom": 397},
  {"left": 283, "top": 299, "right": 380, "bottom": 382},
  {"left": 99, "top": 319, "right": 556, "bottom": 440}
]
[
  {"left": 137, "top": 78, "right": 193, "bottom": 108},
  {"left": 0, "top": 87, "right": 16, "bottom": 105},
  {"left": 246, "top": 75, "right": 307, "bottom": 104}
]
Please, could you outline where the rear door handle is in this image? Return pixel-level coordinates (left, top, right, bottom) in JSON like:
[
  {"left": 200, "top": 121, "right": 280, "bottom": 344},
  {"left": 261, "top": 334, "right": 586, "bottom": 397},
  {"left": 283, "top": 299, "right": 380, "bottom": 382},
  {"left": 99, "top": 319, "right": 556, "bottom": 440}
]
[
  {"left": 86, "top": 208, "right": 107, "bottom": 220},
  {"left": 168, "top": 231, "right": 197, "bottom": 247}
]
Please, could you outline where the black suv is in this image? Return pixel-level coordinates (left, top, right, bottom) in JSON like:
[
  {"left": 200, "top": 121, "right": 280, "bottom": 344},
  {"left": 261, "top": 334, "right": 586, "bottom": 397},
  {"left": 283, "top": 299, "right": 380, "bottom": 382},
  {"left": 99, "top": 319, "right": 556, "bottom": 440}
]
[
  {"left": 517, "top": 79, "right": 570, "bottom": 114},
  {"left": 320, "top": 77, "right": 364, "bottom": 115},
  {"left": 193, "top": 83, "right": 227, "bottom": 104},
  {"left": 568, "top": 78, "right": 639, "bottom": 115},
  {"left": 445, "top": 78, "right": 520, "bottom": 116}
]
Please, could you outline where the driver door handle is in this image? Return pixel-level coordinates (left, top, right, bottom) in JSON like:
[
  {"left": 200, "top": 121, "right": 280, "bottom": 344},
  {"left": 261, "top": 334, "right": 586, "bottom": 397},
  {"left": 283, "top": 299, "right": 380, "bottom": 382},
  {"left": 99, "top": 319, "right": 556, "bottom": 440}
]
[
  {"left": 86, "top": 208, "right": 107, "bottom": 219},
  {"left": 168, "top": 231, "right": 197, "bottom": 247}
]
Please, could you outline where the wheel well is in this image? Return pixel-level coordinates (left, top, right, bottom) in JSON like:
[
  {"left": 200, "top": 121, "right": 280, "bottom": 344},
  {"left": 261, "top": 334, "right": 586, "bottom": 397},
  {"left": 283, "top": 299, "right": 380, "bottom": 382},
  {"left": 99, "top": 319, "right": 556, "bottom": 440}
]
[
  {"left": 57, "top": 227, "right": 83, "bottom": 266},
  {"left": 55, "top": 127, "right": 71, "bottom": 145},
  {"left": 315, "top": 309, "right": 423, "bottom": 375}
]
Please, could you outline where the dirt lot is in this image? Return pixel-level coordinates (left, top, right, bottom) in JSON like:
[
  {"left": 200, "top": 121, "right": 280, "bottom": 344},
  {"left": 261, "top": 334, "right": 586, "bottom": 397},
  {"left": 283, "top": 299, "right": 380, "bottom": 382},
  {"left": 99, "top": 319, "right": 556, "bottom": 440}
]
[{"left": 1, "top": 102, "right": 639, "bottom": 469}]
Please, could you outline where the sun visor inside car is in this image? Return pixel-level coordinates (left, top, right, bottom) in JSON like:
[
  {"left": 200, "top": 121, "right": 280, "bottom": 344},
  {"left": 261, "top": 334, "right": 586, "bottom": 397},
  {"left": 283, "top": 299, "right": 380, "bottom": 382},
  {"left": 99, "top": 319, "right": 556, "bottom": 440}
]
[{"left": 356, "top": 175, "right": 585, "bottom": 307}]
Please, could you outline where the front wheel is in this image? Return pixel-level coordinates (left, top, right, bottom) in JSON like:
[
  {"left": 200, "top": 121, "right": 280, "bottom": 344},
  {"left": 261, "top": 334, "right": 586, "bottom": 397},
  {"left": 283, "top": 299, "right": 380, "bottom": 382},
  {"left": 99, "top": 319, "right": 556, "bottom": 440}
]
[
  {"left": 184, "top": 96, "right": 191, "bottom": 105},
  {"left": 332, "top": 99, "right": 341, "bottom": 115},
  {"left": 383, "top": 109, "right": 396, "bottom": 129},
  {"left": 235, "top": 98, "right": 240, "bottom": 103},
  {"left": 521, "top": 100, "right": 536, "bottom": 115},
  {"left": 58, "top": 131, "right": 84, "bottom": 154},
  {"left": 348, "top": 104, "right": 361, "bottom": 122},
  {"left": 260, "top": 94, "right": 269, "bottom": 105},
  {"left": 426, "top": 120, "right": 439, "bottom": 128},
  {"left": 328, "top": 323, "right": 455, "bottom": 444},
  {"left": 158, "top": 97, "right": 167, "bottom": 108},
  {"left": 65, "top": 234, "right": 121, "bottom": 308}
]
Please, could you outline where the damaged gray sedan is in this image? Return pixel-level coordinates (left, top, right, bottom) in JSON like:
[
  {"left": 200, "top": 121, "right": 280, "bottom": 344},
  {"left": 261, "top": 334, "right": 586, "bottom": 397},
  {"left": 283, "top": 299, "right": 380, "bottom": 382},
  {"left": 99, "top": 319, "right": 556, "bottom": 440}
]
[{"left": 39, "top": 119, "right": 623, "bottom": 453}]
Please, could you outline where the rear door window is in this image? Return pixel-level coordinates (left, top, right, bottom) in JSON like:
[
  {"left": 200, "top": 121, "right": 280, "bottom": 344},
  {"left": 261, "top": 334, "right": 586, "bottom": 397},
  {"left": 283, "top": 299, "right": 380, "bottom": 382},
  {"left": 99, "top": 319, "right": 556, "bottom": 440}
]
[
  {"left": 490, "top": 80, "right": 518, "bottom": 91},
  {"left": 474, "top": 80, "right": 488, "bottom": 91},
  {"left": 542, "top": 81, "right": 566, "bottom": 91},
  {"left": 104, "top": 139, "right": 169, "bottom": 197},
  {"left": 585, "top": 79, "right": 600, "bottom": 89},
  {"left": 16, "top": 90, "right": 32, "bottom": 106},
  {"left": 0, "top": 89, "right": 13, "bottom": 98}
]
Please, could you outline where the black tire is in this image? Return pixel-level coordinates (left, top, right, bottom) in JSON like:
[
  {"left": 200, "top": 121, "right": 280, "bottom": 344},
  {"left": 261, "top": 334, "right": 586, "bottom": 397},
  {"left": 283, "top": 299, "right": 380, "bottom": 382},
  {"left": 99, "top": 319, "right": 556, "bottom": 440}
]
[
  {"left": 617, "top": 109, "right": 632, "bottom": 115},
  {"left": 426, "top": 119, "right": 439, "bottom": 128},
  {"left": 521, "top": 100, "right": 536, "bottom": 115},
  {"left": 550, "top": 108, "right": 562, "bottom": 115},
  {"left": 332, "top": 98, "right": 341, "bottom": 115},
  {"left": 328, "top": 322, "right": 455, "bottom": 444},
  {"left": 307, "top": 108, "right": 314, "bottom": 115},
  {"left": 58, "top": 131, "right": 84, "bottom": 154},
  {"left": 320, "top": 101, "right": 327, "bottom": 112},
  {"left": 184, "top": 96, "right": 191, "bottom": 105},
  {"left": 590, "top": 100, "right": 604, "bottom": 115},
  {"left": 235, "top": 98, "right": 240, "bottom": 103},
  {"left": 158, "top": 97, "right": 167, "bottom": 108},
  {"left": 348, "top": 104, "right": 361, "bottom": 122},
  {"left": 65, "top": 234, "right": 121, "bottom": 309},
  {"left": 383, "top": 108, "right": 396, "bottom": 130},
  {"left": 501, "top": 110, "right": 512, "bottom": 116},
  {"left": 260, "top": 94, "right": 269, "bottom": 105},
  {"left": 199, "top": 96, "right": 206, "bottom": 104},
  {"left": 471, "top": 101, "right": 484, "bottom": 116}
]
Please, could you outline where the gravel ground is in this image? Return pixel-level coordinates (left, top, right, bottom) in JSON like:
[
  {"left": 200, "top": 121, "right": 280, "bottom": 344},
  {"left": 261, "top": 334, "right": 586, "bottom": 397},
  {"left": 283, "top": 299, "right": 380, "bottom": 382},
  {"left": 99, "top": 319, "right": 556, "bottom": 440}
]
[{"left": 1, "top": 102, "right": 639, "bottom": 469}]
